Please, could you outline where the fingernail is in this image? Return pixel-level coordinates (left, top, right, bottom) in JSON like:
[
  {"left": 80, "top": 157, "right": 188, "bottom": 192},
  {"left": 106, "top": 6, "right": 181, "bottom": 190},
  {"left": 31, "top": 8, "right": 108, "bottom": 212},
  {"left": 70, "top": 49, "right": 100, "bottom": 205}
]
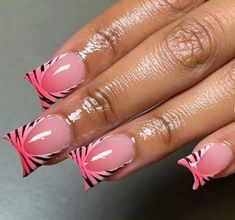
[
  {"left": 24, "top": 53, "right": 86, "bottom": 109},
  {"left": 4, "top": 115, "right": 71, "bottom": 177},
  {"left": 178, "top": 142, "right": 233, "bottom": 190},
  {"left": 69, "top": 134, "right": 134, "bottom": 190}
]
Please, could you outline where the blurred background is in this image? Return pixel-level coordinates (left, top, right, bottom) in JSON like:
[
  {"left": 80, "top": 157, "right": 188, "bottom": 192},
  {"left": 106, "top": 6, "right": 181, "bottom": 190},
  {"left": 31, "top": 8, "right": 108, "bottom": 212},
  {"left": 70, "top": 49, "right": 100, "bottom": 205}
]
[{"left": 0, "top": 1, "right": 235, "bottom": 219}]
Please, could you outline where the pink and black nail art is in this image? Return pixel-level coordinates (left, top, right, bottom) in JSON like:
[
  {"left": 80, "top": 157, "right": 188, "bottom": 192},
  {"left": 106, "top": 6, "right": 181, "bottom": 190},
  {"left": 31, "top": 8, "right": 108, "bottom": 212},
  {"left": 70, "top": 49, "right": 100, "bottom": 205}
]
[
  {"left": 69, "top": 136, "right": 132, "bottom": 190},
  {"left": 178, "top": 144, "right": 213, "bottom": 190},
  {"left": 24, "top": 53, "right": 83, "bottom": 109},
  {"left": 3, "top": 118, "right": 64, "bottom": 177}
]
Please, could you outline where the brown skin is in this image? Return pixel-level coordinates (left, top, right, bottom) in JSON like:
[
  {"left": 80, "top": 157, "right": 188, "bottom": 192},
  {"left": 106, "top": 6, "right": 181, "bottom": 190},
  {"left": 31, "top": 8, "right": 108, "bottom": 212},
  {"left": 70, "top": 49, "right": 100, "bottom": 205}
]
[
  {"left": 43, "top": 0, "right": 235, "bottom": 181},
  {"left": 54, "top": 0, "right": 205, "bottom": 81}
]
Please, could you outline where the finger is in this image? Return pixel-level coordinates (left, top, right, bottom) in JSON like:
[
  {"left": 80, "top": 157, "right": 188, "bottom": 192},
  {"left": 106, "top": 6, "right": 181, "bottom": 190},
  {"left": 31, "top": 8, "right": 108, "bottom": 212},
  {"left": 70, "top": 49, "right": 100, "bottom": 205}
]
[
  {"left": 178, "top": 121, "right": 235, "bottom": 190},
  {"left": 24, "top": 0, "right": 205, "bottom": 109},
  {"left": 4, "top": 0, "right": 235, "bottom": 176},
  {"left": 69, "top": 57, "right": 235, "bottom": 190}
]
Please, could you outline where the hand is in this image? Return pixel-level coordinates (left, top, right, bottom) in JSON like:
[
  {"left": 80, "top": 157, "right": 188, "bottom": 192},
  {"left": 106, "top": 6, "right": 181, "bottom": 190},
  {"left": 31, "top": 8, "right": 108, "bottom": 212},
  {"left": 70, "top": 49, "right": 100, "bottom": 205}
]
[{"left": 4, "top": 0, "right": 235, "bottom": 190}]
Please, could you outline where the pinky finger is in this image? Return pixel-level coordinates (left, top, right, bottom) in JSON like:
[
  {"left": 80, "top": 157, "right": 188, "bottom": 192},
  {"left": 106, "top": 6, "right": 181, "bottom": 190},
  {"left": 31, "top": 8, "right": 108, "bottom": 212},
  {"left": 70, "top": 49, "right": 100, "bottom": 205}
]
[{"left": 178, "top": 121, "right": 235, "bottom": 190}]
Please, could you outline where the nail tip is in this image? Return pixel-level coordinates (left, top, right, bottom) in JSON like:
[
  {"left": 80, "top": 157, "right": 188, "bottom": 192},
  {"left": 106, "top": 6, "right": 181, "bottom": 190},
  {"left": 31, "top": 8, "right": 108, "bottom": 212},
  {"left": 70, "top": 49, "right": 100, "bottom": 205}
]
[
  {"left": 83, "top": 185, "right": 91, "bottom": 191},
  {"left": 178, "top": 157, "right": 202, "bottom": 190},
  {"left": 177, "top": 159, "right": 184, "bottom": 166},
  {"left": 70, "top": 148, "right": 101, "bottom": 190},
  {"left": 22, "top": 53, "right": 78, "bottom": 109},
  {"left": 3, "top": 130, "right": 33, "bottom": 176},
  {"left": 22, "top": 164, "right": 38, "bottom": 177},
  {"left": 3, "top": 119, "right": 61, "bottom": 177},
  {"left": 177, "top": 158, "right": 189, "bottom": 169},
  {"left": 22, "top": 168, "right": 36, "bottom": 178},
  {"left": 23, "top": 72, "right": 47, "bottom": 109},
  {"left": 23, "top": 73, "right": 29, "bottom": 80},
  {"left": 3, "top": 133, "right": 10, "bottom": 141},
  {"left": 192, "top": 182, "right": 200, "bottom": 190},
  {"left": 22, "top": 172, "right": 29, "bottom": 178}
]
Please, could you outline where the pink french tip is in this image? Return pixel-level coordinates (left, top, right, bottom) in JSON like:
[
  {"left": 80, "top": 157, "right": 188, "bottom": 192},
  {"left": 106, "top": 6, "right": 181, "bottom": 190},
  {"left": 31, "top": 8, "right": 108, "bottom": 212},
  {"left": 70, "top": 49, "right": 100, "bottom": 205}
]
[
  {"left": 23, "top": 74, "right": 28, "bottom": 80},
  {"left": 3, "top": 134, "right": 10, "bottom": 141},
  {"left": 69, "top": 134, "right": 134, "bottom": 190},
  {"left": 177, "top": 159, "right": 185, "bottom": 166},
  {"left": 24, "top": 53, "right": 86, "bottom": 109},
  {"left": 178, "top": 142, "right": 233, "bottom": 190},
  {"left": 177, "top": 158, "right": 200, "bottom": 190},
  {"left": 4, "top": 115, "right": 72, "bottom": 177}
]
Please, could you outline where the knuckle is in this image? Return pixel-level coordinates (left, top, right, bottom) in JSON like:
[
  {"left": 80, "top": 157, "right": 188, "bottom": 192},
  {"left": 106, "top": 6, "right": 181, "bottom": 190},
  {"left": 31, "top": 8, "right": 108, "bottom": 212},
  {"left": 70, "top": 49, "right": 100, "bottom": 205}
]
[
  {"left": 156, "top": 0, "right": 198, "bottom": 13},
  {"left": 91, "top": 25, "right": 121, "bottom": 58},
  {"left": 85, "top": 84, "right": 119, "bottom": 125},
  {"left": 164, "top": 17, "right": 220, "bottom": 69},
  {"left": 147, "top": 113, "right": 178, "bottom": 148}
]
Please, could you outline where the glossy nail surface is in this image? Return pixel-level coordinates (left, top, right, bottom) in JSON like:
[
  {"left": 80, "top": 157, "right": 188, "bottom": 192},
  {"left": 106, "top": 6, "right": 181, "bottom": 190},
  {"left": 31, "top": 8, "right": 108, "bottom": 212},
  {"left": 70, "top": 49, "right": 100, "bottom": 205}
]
[
  {"left": 70, "top": 134, "right": 134, "bottom": 190},
  {"left": 178, "top": 142, "right": 233, "bottom": 190},
  {"left": 25, "top": 53, "right": 86, "bottom": 109},
  {"left": 4, "top": 115, "right": 71, "bottom": 176}
]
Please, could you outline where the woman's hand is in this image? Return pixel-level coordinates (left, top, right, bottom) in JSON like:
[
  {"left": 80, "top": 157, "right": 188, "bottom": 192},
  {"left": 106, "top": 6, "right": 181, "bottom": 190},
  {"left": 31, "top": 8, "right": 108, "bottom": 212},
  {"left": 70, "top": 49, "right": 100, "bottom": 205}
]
[{"left": 4, "top": 0, "right": 235, "bottom": 190}]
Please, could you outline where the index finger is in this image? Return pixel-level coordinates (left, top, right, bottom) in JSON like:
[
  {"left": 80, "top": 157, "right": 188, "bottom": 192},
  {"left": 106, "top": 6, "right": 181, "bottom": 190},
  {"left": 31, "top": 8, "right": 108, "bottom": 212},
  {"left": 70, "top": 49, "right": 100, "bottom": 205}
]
[{"left": 25, "top": 0, "right": 205, "bottom": 108}]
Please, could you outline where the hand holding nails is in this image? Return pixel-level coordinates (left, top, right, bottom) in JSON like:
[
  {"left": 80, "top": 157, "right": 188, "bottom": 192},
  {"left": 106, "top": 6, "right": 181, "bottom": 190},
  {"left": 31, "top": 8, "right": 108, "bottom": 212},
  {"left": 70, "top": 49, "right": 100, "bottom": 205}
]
[{"left": 4, "top": 0, "right": 235, "bottom": 190}]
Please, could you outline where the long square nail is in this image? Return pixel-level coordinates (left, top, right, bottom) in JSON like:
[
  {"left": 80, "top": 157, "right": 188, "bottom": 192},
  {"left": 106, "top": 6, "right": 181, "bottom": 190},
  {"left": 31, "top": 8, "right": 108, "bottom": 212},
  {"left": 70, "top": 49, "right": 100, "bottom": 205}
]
[
  {"left": 4, "top": 115, "right": 71, "bottom": 177},
  {"left": 69, "top": 134, "right": 134, "bottom": 190},
  {"left": 24, "top": 53, "right": 86, "bottom": 109}
]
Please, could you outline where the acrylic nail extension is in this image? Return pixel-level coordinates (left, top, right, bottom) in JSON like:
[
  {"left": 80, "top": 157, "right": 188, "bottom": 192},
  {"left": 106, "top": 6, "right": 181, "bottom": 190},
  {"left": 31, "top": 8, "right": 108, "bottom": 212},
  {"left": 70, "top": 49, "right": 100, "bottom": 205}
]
[
  {"left": 24, "top": 53, "right": 86, "bottom": 109},
  {"left": 69, "top": 134, "right": 134, "bottom": 190},
  {"left": 178, "top": 142, "right": 233, "bottom": 190},
  {"left": 4, "top": 115, "right": 71, "bottom": 177}
]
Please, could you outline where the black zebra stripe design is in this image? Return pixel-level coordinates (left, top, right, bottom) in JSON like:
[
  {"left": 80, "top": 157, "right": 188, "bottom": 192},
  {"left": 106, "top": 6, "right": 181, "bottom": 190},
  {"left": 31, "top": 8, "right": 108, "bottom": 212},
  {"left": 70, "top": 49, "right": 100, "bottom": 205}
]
[
  {"left": 24, "top": 53, "right": 78, "bottom": 109},
  {"left": 178, "top": 144, "right": 214, "bottom": 190},
  {"left": 69, "top": 136, "right": 131, "bottom": 190}
]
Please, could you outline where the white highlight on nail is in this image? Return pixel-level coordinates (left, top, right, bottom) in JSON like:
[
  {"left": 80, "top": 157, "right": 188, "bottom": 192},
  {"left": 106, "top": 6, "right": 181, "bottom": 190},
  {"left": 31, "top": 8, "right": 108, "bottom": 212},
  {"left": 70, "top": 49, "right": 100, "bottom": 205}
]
[
  {"left": 53, "top": 64, "right": 71, "bottom": 76},
  {"left": 28, "top": 130, "right": 52, "bottom": 143},
  {"left": 91, "top": 149, "right": 113, "bottom": 162}
]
